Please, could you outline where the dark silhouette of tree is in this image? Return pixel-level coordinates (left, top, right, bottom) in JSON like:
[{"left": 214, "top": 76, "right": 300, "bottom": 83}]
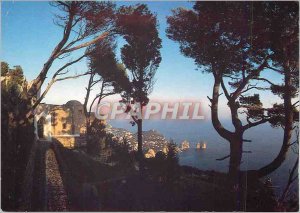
[
  {"left": 166, "top": 1, "right": 298, "bottom": 181},
  {"left": 110, "top": 137, "right": 134, "bottom": 169},
  {"left": 83, "top": 36, "right": 131, "bottom": 155},
  {"left": 147, "top": 141, "right": 180, "bottom": 182},
  {"left": 251, "top": 2, "right": 299, "bottom": 178},
  {"left": 1, "top": 63, "right": 34, "bottom": 210},
  {"left": 87, "top": 119, "right": 107, "bottom": 156},
  {"left": 116, "top": 4, "right": 162, "bottom": 173},
  {"left": 165, "top": 141, "right": 180, "bottom": 182}
]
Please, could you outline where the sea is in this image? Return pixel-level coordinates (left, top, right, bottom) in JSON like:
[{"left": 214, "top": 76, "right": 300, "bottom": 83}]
[{"left": 108, "top": 119, "right": 298, "bottom": 196}]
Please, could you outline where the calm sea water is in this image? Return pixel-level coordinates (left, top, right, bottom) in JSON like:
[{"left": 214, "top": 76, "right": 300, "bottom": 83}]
[{"left": 109, "top": 119, "right": 298, "bottom": 195}]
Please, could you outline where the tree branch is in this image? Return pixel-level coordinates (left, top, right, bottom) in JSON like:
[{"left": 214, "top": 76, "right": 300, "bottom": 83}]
[
  {"left": 210, "top": 73, "right": 235, "bottom": 141},
  {"left": 58, "top": 32, "right": 109, "bottom": 56},
  {"left": 54, "top": 53, "right": 88, "bottom": 79},
  {"left": 241, "top": 84, "right": 269, "bottom": 94},
  {"left": 266, "top": 65, "right": 284, "bottom": 74},
  {"left": 216, "top": 154, "right": 230, "bottom": 161},
  {"left": 29, "top": 71, "right": 90, "bottom": 113},
  {"left": 220, "top": 77, "right": 231, "bottom": 100},
  {"left": 292, "top": 101, "right": 299, "bottom": 107},
  {"left": 28, "top": 53, "right": 89, "bottom": 114},
  {"left": 231, "top": 56, "right": 270, "bottom": 100},
  {"left": 242, "top": 117, "right": 269, "bottom": 131},
  {"left": 27, "top": 9, "right": 75, "bottom": 97},
  {"left": 253, "top": 77, "right": 276, "bottom": 86}
]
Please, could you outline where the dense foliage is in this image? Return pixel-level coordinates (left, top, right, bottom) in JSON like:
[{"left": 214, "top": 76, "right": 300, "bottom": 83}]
[{"left": 1, "top": 62, "right": 35, "bottom": 210}]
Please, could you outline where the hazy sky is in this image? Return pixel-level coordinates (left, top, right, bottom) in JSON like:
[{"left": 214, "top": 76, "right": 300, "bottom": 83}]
[{"left": 2, "top": 1, "right": 283, "bottom": 118}]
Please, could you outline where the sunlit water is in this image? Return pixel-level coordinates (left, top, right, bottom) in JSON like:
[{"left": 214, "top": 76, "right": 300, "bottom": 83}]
[{"left": 109, "top": 119, "right": 298, "bottom": 196}]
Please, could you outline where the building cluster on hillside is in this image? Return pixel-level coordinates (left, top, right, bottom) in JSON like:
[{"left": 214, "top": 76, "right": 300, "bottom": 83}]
[
  {"left": 106, "top": 127, "right": 170, "bottom": 157},
  {"left": 137, "top": 129, "right": 169, "bottom": 152}
]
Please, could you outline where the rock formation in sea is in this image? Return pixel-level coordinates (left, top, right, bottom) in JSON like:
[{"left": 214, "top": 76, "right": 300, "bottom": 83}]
[{"left": 181, "top": 140, "right": 190, "bottom": 150}]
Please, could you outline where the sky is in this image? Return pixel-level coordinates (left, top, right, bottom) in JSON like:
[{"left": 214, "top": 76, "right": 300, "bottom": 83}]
[{"left": 2, "top": 1, "right": 283, "bottom": 119}]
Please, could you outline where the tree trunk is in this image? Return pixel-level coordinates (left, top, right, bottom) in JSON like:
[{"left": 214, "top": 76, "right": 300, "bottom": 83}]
[
  {"left": 256, "top": 60, "right": 294, "bottom": 178},
  {"left": 137, "top": 119, "right": 143, "bottom": 156},
  {"left": 137, "top": 118, "right": 144, "bottom": 175},
  {"left": 83, "top": 73, "right": 94, "bottom": 155},
  {"left": 211, "top": 74, "right": 234, "bottom": 141},
  {"left": 256, "top": 131, "right": 292, "bottom": 178},
  {"left": 211, "top": 73, "right": 243, "bottom": 180},
  {"left": 86, "top": 122, "right": 92, "bottom": 155},
  {"left": 229, "top": 136, "right": 243, "bottom": 181}
]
